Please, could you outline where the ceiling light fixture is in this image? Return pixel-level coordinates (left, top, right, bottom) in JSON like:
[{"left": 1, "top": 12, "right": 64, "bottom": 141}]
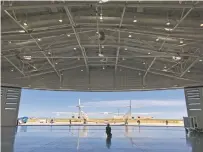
[
  {"left": 172, "top": 56, "right": 181, "bottom": 61},
  {"left": 200, "top": 24, "right": 203, "bottom": 27},
  {"left": 188, "top": 70, "right": 190, "bottom": 73},
  {"left": 67, "top": 34, "right": 70, "bottom": 37},
  {"left": 164, "top": 28, "right": 173, "bottom": 31},
  {"left": 81, "top": 69, "right": 83, "bottom": 72},
  {"left": 199, "top": 59, "right": 202, "bottom": 62},
  {"left": 166, "top": 22, "right": 170, "bottom": 26},
  {"left": 19, "top": 30, "right": 25, "bottom": 33},
  {"left": 55, "top": 62, "right": 58, "bottom": 65},
  {"left": 23, "top": 56, "right": 32, "bottom": 60},
  {"left": 74, "top": 48, "right": 77, "bottom": 50},
  {"left": 8, "top": 41, "right": 11, "bottom": 44},
  {"left": 11, "top": 69, "right": 14, "bottom": 72},
  {"left": 125, "top": 48, "right": 128, "bottom": 50},
  {"left": 98, "top": 53, "right": 104, "bottom": 57},
  {"left": 162, "top": 69, "right": 168, "bottom": 72},
  {"left": 164, "top": 65, "right": 167, "bottom": 69},
  {"left": 180, "top": 40, "right": 184, "bottom": 44},
  {"left": 101, "top": 45, "right": 104, "bottom": 49},
  {"left": 38, "top": 38, "right": 41, "bottom": 41},
  {"left": 23, "top": 22, "right": 28, "bottom": 26},
  {"left": 128, "top": 34, "right": 132, "bottom": 38},
  {"left": 133, "top": 19, "right": 137, "bottom": 23},
  {"left": 156, "top": 38, "right": 159, "bottom": 41},
  {"left": 59, "top": 19, "right": 63, "bottom": 22},
  {"left": 100, "top": 15, "right": 103, "bottom": 20},
  {"left": 48, "top": 52, "right": 51, "bottom": 55},
  {"left": 148, "top": 52, "right": 151, "bottom": 55},
  {"left": 143, "top": 62, "right": 146, "bottom": 65},
  {"left": 103, "top": 66, "right": 105, "bottom": 70}
]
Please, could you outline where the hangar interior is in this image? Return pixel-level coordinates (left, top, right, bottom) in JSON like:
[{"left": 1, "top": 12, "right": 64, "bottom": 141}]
[{"left": 1, "top": 1, "right": 203, "bottom": 152}]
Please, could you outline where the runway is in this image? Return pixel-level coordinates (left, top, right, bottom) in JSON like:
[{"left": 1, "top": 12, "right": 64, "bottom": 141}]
[
  {"left": 19, "top": 122, "right": 184, "bottom": 127},
  {"left": 4, "top": 126, "right": 202, "bottom": 152}
]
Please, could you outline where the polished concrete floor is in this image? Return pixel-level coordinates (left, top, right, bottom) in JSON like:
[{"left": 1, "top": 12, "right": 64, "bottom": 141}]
[{"left": 2, "top": 126, "right": 203, "bottom": 152}]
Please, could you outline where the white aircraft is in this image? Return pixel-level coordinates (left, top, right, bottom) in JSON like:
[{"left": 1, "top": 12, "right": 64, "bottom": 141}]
[
  {"left": 53, "top": 99, "right": 153, "bottom": 125},
  {"left": 113, "top": 100, "right": 133, "bottom": 124},
  {"left": 77, "top": 99, "right": 89, "bottom": 121},
  {"left": 53, "top": 99, "right": 89, "bottom": 122}
]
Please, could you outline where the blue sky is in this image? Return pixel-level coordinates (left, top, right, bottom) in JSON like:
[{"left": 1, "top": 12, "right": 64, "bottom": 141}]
[{"left": 19, "top": 89, "right": 187, "bottom": 119}]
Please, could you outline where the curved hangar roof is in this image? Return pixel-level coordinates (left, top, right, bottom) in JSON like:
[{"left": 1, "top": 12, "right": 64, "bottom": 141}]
[{"left": 1, "top": 1, "right": 203, "bottom": 91}]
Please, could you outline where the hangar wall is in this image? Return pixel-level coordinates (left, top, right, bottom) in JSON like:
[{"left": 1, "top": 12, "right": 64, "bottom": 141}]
[
  {"left": 1, "top": 86, "right": 21, "bottom": 127},
  {"left": 184, "top": 87, "right": 203, "bottom": 128}
]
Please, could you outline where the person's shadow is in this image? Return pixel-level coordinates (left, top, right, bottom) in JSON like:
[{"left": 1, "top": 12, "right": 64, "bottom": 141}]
[{"left": 106, "top": 136, "right": 112, "bottom": 149}]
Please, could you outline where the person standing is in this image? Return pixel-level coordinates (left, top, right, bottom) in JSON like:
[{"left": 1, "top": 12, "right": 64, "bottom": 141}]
[
  {"left": 166, "top": 120, "right": 168, "bottom": 126},
  {"left": 137, "top": 120, "right": 140, "bottom": 126},
  {"left": 106, "top": 124, "right": 112, "bottom": 138}
]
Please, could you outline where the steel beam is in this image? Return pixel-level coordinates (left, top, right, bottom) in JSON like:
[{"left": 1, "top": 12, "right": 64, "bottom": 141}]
[
  {"left": 13, "top": 63, "right": 203, "bottom": 85},
  {"left": 143, "top": 57, "right": 156, "bottom": 86},
  {"left": 16, "top": 63, "right": 115, "bottom": 79},
  {"left": 4, "top": 10, "right": 28, "bottom": 32},
  {"left": 115, "top": 6, "right": 126, "bottom": 73},
  {"left": 3, "top": 43, "right": 201, "bottom": 59},
  {"left": 3, "top": 3, "right": 203, "bottom": 10},
  {"left": 119, "top": 65, "right": 202, "bottom": 83},
  {"left": 95, "top": 5, "right": 102, "bottom": 55},
  {"left": 142, "top": 6, "right": 194, "bottom": 85},
  {"left": 4, "top": 10, "right": 61, "bottom": 79},
  {"left": 8, "top": 54, "right": 200, "bottom": 59},
  {"left": 4, "top": 56, "right": 25, "bottom": 76},
  {"left": 64, "top": 6, "right": 89, "bottom": 72},
  {"left": 29, "top": 36, "right": 61, "bottom": 79},
  {"left": 180, "top": 57, "right": 200, "bottom": 77}
]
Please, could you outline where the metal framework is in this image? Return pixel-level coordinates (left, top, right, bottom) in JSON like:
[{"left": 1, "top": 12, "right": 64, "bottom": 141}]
[{"left": 1, "top": 1, "right": 203, "bottom": 91}]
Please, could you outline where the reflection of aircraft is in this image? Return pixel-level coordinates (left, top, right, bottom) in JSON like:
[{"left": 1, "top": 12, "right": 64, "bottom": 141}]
[
  {"left": 125, "top": 126, "right": 129, "bottom": 136},
  {"left": 79, "top": 126, "right": 88, "bottom": 137},
  {"left": 124, "top": 126, "right": 141, "bottom": 147},
  {"left": 76, "top": 126, "right": 89, "bottom": 150}
]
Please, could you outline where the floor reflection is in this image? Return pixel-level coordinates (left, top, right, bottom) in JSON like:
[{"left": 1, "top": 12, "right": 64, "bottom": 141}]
[
  {"left": 20, "top": 126, "right": 27, "bottom": 132},
  {"left": 1, "top": 127, "right": 17, "bottom": 152},
  {"left": 1, "top": 126, "right": 203, "bottom": 152},
  {"left": 106, "top": 137, "right": 112, "bottom": 149},
  {"left": 186, "top": 133, "right": 203, "bottom": 152}
]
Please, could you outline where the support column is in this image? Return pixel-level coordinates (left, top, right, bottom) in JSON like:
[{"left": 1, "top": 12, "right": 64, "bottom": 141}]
[
  {"left": 1, "top": 86, "right": 21, "bottom": 127},
  {"left": 184, "top": 86, "right": 203, "bottom": 129},
  {"left": 1, "top": 86, "right": 21, "bottom": 152}
]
